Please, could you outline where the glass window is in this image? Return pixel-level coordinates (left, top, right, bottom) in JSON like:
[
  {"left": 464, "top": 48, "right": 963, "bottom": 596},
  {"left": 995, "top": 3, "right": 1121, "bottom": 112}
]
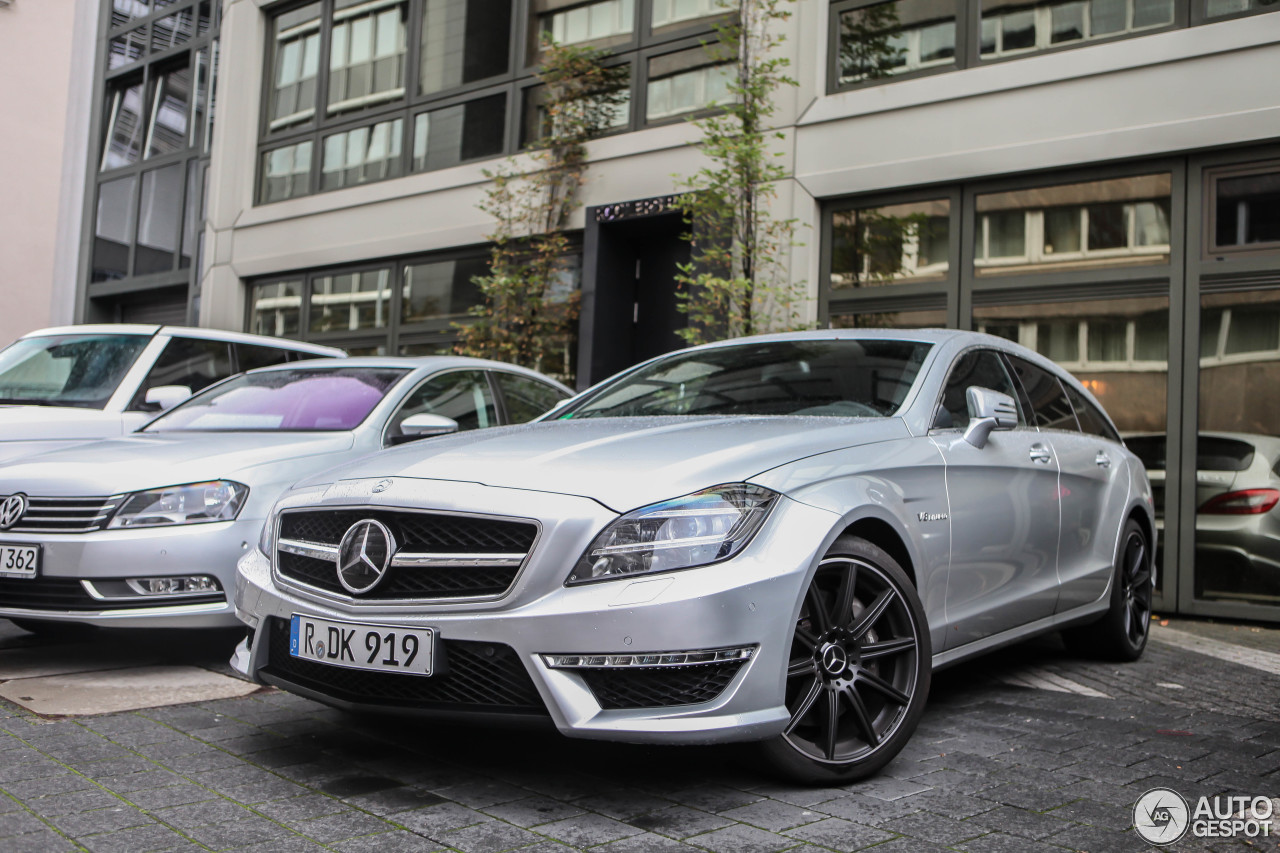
[
  {"left": 521, "top": 66, "right": 632, "bottom": 146},
  {"left": 109, "top": 28, "right": 148, "bottom": 69},
  {"left": 180, "top": 161, "right": 201, "bottom": 269},
  {"left": 646, "top": 49, "right": 732, "bottom": 121},
  {"left": 260, "top": 141, "right": 314, "bottom": 203},
  {"left": 1063, "top": 383, "right": 1120, "bottom": 442},
  {"left": 328, "top": 0, "right": 408, "bottom": 115},
  {"left": 493, "top": 371, "right": 568, "bottom": 422},
  {"left": 402, "top": 256, "right": 486, "bottom": 324},
  {"left": 387, "top": 370, "right": 497, "bottom": 441},
  {"left": 411, "top": 94, "right": 506, "bottom": 172},
  {"left": 251, "top": 280, "right": 304, "bottom": 338},
  {"left": 975, "top": 174, "right": 1171, "bottom": 276},
  {"left": 0, "top": 333, "right": 151, "bottom": 410},
  {"left": 267, "top": 3, "right": 322, "bottom": 131},
  {"left": 112, "top": 0, "right": 152, "bottom": 29},
  {"left": 129, "top": 337, "right": 234, "bottom": 411},
  {"left": 651, "top": 0, "right": 724, "bottom": 30},
  {"left": 310, "top": 269, "right": 394, "bottom": 333},
  {"left": 152, "top": 3, "right": 206, "bottom": 51},
  {"left": 1004, "top": 354, "right": 1077, "bottom": 431},
  {"left": 830, "top": 308, "right": 948, "bottom": 329},
  {"left": 541, "top": 0, "right": 634, "bottom": 49},
  {"left": 935, "top": 349, "right": 1020, "bottom": 430},
  {"left": 421, "top": 0, "right": 512, "bottom": 95},
  {"left": 830, "top": 199, "right": 950, "bottom": 288},
  {"left": 1205, "top": 0, "right": 1274, "bottom": 16},
  {"left": 148, "top": 367, "right": 406, "bottom": 431},
  {"left": 321, "top": 118, "right": 404, "bottom": 190},
  {"left": 979, "top": 0, "right": 1173, "bottom": 61},
  {"left": 145, "top": 65, "right": 192, "bottom": 159},
  {"left": 102, "top": 81, "right": 147, "bottom": 171},
  {"left": 237, "top": 343, "right": 296, "bottom": 372},
  {"left": 836, "top": 0, "right": 957, "bottom": 85},
  {"left": 1211, "top": 166, "right": 1280, "bottom": 252},
  {"left": 136, "top": 164, "right": 184, "bottom": 275},
  {"left": 93, "top": 177, "right": 138, "bottom": 283}
]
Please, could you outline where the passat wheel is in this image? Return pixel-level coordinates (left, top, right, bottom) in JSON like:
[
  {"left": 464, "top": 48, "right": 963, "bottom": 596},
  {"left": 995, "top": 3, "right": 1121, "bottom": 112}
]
[
  {"left": 1063, "top": 518, "right": 1152, "bottom": 662},
  {"left": 758, "top": 535, "right": 931, "bottom": 784}
]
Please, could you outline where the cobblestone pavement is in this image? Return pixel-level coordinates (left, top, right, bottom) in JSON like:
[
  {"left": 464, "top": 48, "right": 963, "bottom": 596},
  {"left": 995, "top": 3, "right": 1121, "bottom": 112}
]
[{"left": 0, "top": 617, "right": 1277, "bottom": 853}]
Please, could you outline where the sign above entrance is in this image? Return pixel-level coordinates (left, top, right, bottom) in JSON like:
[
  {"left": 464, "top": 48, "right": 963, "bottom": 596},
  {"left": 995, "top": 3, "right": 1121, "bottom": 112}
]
[{"left": 594, "top": 195, "right": 683, "bottom": 222}]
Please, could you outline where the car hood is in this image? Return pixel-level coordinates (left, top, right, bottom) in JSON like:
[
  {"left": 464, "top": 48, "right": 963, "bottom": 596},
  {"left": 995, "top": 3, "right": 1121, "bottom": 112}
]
[
  {"left": 305, "top": 416, "right": 910, "bottom": 511},
  {"left": 0, "top": 432, "right": 356, "bottom": 496}
]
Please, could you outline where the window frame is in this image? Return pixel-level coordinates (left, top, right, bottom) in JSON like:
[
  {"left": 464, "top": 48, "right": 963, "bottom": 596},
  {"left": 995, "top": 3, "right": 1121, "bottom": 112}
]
[{"left": 1203, "top": 159, "right": 1280, "bottom": 260}]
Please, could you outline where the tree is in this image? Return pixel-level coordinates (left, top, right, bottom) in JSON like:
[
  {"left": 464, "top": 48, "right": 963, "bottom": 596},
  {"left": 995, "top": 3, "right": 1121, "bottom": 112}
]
[
  {"left": 671, "top": 0, "right": 809, "bottom": 346},
  {"left": 455, "top": 41, "right": 627, "bottom": 380}
]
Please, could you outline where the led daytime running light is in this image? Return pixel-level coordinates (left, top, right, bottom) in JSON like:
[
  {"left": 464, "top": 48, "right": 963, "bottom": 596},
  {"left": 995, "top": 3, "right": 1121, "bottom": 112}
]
[{"left": 543, "top": 646, "right": 757, "bottom": 669}]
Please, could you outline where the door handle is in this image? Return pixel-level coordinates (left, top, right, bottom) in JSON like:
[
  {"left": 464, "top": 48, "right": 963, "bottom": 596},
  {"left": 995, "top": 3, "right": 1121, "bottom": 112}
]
[
  {"left": 1029, "top": 444, "right": 1052, "bottom": 464},
  {"left": 1096, "top": 451, "right": 1111, "bottom": 469}
]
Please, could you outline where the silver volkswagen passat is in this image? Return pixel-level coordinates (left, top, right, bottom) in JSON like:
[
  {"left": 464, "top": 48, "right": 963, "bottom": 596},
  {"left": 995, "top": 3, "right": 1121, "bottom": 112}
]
[
  {"left": 233, "top": 330, "right": 1155, "bottom": 783},
  {"left": 0, "top": 357, "right": 570, "bottom": 633}
]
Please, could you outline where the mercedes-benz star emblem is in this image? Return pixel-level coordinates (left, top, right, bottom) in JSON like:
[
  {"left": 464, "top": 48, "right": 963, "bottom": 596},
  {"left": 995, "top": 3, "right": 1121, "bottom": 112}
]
[
  {"left": 0, "top": 494, "right": 28, "bottom": 530},
  {"left": 336, "top": 519, "right": 396, "bottom": 594},
  {"left": 821, "top": 644, "right": 849, "bottom": 677}
]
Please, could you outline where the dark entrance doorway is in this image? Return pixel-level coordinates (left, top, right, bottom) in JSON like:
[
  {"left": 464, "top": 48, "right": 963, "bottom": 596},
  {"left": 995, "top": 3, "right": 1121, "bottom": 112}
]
[{"left": 578, "top": 197, "right": 690, "bottom": 389}]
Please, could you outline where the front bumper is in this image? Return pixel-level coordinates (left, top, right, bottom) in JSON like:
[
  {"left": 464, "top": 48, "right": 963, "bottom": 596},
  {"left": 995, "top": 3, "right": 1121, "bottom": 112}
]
[
  {"left": 234, "top": 480, "right": 840, "bottom": 745},
  {"left": 0, "top": 519, "right": 259, "bottom": 628}
]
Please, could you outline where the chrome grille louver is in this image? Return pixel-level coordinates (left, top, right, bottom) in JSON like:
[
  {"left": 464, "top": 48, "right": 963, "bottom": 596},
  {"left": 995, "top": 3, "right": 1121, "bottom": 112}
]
[{"left": 4, "top": 496, "right": 126, "bottom": 533}]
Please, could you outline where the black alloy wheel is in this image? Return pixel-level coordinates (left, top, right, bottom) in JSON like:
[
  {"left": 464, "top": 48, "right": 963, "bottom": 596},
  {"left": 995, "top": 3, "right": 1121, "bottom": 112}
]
[
  {"left": 758, "top": 536, "right": 931, "bottom": 784},
  {"left": 1064, "top": 518, "right": 1153, "bottom": 661}
]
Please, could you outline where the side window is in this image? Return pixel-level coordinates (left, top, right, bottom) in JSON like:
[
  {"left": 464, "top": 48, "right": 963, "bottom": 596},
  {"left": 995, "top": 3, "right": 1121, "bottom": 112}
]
[
  {"left": 236, "top": 343, "right": 294, "bottom": 372},
  {"left": 493, "top": 372, "right": 569, "bottom": 424},
  {"left": 934, "top": 349, "right": 1020, "bottom": 430},
  {"left": 1063, "top": 384, "right": 1121, "bottom": 443},
  {"left": 385, "top": 370, "right": 497, "bottom": 444},
  {"left": 128, "top": 338, "right": 233, "bottom": 411},
  {"left": 1005, "top": 354, "right": 1079, "bottom": 432}
]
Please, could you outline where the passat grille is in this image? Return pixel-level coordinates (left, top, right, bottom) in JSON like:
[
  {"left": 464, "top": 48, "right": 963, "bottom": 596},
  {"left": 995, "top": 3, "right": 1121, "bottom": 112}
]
[
  {"left": 262, "top": 618, "right": 547, "bottom": 714},
  {"left": 579, "top": 662, "right": 746, "bottom": 709}
]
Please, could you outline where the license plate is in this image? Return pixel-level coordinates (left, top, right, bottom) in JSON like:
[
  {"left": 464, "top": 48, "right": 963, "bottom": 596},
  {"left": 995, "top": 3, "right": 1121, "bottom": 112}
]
[
  {"left": 0, "top": 544, "right": 39, "bottom": 579},
  {"left": 289, "top": 614, "right": 434, "bottom": 676}
]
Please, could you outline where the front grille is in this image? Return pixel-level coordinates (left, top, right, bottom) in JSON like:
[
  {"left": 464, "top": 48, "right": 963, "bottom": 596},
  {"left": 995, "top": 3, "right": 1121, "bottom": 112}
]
[
  {"left": 276, "top": 509, "right": 537, "bottom": 600},
  {"left": 5, "top": 496, "right": 125, "bottom": 534},
  {"left": 580, "top": 662, "right": 746, "bottom": 709},
  {"left": 0, "top": 578, "right": 223, "bottom": 611},
  {"left": 262, "top": 617, "right": 546, "bottom": 714}
]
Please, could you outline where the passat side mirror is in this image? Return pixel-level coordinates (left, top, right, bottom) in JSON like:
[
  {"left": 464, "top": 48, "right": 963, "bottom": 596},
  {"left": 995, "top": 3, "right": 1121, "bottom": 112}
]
[
  {"left": 963, "top": 387, "right": 1018, "bottom": 449},
  {"left": 144, "top": 385, "right": 192, "bottom": 411},
  {"left": 399, "top": 413, "right": 460, "bottom": 440}
]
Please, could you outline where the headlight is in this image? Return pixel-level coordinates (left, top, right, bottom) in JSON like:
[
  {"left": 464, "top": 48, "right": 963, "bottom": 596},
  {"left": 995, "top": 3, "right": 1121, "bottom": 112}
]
[
  {"left": 567, "top": 484, "right": 778, "bottom": 585},
  {"left": 108, "top": 481, "right": 249, "bottom": 528},
  {"left": 257, "top": 514, "right": 275, "bottom": 557}
]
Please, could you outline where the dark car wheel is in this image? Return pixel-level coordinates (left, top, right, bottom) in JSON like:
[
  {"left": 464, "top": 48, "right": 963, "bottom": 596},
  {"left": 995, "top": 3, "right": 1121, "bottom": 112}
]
[
  {"left": 1063, "top": 518, "right": 1152, "bottom": 662},
  {"left": 757, "top": 535, "right": 931, "bottom": 785}
]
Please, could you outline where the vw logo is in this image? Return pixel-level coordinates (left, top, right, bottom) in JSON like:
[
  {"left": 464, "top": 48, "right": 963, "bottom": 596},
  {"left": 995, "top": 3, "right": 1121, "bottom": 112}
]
[
  {"left": 820, "top": 643, "right": 849, "bottom": 677},
  {"left": 336, "top": 519, "right": 396, "bottom": 594},
  {"left": 0, "top": 494, "right": 27, "bottom": 530},
  {"left": 372, "top": 479, "right": 393, "bottom": 494}
]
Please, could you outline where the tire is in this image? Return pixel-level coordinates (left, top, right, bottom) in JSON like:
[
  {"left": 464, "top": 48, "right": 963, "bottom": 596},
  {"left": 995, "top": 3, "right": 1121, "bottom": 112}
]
[
  {"left": 1063, "top": 518, "right": 1152, "bottom": 662},
  {"left": 756, "top": 535, "right": 932, "bottom": 785},
  {"left": 8, "top": 619, "right": 97, "bottom": 640}
]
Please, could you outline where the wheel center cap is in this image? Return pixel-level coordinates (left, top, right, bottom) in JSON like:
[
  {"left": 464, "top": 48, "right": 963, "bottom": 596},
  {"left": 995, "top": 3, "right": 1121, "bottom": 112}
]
[{"left": 819, "top": 643, "right": 849, "bottom": 677}]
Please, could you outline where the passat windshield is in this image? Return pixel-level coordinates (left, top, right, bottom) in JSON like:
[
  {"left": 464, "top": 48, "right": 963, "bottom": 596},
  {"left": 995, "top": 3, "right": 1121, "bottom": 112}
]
[
  {"left": 145, "top": 368, "right": 409, "bottom": 432},
  {"left": 561, "top": 339, "right": 932, "bottom": 419},
  {"left": 0, "top": 333, "right": 151, "bottom": 409}
]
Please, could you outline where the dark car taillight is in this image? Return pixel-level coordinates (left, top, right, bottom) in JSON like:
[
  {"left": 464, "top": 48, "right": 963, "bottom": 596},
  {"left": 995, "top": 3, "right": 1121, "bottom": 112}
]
[{"left": 1198, "top": 488, "right": 1280, "bottom": 515}]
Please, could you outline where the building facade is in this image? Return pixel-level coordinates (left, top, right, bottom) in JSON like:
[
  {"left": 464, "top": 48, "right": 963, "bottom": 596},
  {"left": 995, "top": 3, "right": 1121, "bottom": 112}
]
[{"left": 67, "top": 0, "right": 1280, "bottom": 621}]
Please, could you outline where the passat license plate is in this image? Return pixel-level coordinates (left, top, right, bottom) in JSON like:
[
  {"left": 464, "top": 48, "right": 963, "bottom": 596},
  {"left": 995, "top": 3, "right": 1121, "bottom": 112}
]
[
  {"left": 0, "top": 544, "right": 39, "bottom": 579},
  {"left": 289, "top": 614, "right": 434, "bottom": 676}
]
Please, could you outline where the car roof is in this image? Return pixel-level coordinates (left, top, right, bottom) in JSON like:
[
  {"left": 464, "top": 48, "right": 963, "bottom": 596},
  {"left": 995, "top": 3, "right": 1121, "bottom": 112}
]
[
  {"left": 246, "top": 355, "right": 573, "bottom": 388},
  {"left": 20, "top": 325, "right": 344, "bottom": 356}
]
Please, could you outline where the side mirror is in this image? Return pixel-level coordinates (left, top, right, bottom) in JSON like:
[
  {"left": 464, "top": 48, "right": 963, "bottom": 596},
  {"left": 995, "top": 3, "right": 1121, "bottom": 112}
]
[
  {"left": 962, "top": 387, "right": 1018, "bottom": 449},
  {"left": 144, "top": 385, "right": 192, "bottom": 411},
  {"left": 399, "top": 413, "right": 459, "bottom": 440}
]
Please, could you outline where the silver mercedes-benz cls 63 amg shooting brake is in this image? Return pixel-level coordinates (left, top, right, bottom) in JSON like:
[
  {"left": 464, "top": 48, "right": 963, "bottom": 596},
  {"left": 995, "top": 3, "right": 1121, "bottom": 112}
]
[{"left": 232, "top": 329, "right": 1155, "bottom": 783}]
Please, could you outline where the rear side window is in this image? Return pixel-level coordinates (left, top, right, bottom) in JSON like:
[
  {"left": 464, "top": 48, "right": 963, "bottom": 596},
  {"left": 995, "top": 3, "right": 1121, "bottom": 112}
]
[
  {"left": 129, "top": 337, "right": 234, "bottom": 411},
  {"left": 236, "top": 343, "right": 295, "bottom": 371},
  {"left": 1197, "top": 436, "right": 1255, "bottom": 472},
  {"left": 1125, "top": 435, "right": 1166, "bottom": 470},
  {"left": 386, "top": 370, "right": 497, "bottom": 444},
  {"left": 493, "top": 372, "right": 568, "bottom": 423},
  {"left": 1063, "top": 385, "right": 1121, "bottom": 443},
  {"left": 934, "top": 349, "right": 1021, "bottom": 430},
  {"left": 1005, "top": 354, "right": 1079, "bottom": 432}
]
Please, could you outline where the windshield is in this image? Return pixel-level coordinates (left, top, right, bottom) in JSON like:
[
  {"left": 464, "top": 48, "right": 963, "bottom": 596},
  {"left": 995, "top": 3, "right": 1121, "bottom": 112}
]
[
  {"left": 0, "top": 333, "right": 151, "bottom": 409},
  {"left": 562, "top": 339, "right": 933, "bottom": 419},
  {"left": 145, "top": 367, "right": 409, "bottom": 432}
]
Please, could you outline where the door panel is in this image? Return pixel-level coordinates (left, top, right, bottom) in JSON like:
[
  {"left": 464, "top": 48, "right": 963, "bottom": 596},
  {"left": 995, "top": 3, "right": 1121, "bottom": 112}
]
[{"left": 1048, "top": 429, "right": 1127, "bottom": 610}]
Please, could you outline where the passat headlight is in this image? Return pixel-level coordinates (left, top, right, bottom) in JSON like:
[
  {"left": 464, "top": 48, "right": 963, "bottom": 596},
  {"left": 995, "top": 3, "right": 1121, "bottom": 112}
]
[
  {"left": 108, "top": 481, "right": 248, "bottom": 528},
  {"left": 567, "top": 484, "right": 778, "bottom": 585}
]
